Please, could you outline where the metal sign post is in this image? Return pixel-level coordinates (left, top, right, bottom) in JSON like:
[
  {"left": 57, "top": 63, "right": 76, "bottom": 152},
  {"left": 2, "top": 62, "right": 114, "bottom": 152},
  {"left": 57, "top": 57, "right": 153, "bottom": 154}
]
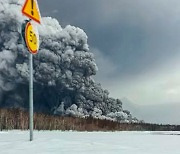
[
  {"left": 29, "top": 53, "right": 33, "bottom": 141},
  {"left": 22, "top": 21, "right": 39, "bottom": 141},
  {"left": 22, "top": 0, "right": 41, "bottom": 141}
]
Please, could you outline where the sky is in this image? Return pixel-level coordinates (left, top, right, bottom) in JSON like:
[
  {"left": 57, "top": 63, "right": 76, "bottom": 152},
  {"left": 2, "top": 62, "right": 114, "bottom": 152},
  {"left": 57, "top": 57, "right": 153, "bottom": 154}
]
[{"left": 38, "top": 0, "right": 180, "bottom": 105}]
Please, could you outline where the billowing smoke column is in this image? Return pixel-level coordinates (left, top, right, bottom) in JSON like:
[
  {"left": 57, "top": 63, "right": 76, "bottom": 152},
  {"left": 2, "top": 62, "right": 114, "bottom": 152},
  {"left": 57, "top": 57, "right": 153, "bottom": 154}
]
[{"left": 0, "top": 0, "right": 138, "bottom": 123}]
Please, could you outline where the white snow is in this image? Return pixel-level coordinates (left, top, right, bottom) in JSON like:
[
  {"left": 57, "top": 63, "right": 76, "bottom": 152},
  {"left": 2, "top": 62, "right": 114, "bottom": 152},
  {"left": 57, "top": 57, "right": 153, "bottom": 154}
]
[{"left": 0, "top": 131, "right": 180, "bottom": 154}]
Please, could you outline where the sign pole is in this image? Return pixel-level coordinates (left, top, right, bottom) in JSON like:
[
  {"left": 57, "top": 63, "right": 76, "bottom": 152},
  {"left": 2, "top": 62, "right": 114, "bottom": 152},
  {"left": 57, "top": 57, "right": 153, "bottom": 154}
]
[
  {"left": 29, "top": 52, "right": 33, "bottom": 141},
  {"left": 22, "top": 0, "right": 41, "bottom": 141}
]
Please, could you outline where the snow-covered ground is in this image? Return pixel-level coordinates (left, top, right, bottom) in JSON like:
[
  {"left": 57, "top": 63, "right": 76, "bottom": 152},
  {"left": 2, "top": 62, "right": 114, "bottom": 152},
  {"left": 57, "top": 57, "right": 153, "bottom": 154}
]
[{"left": 0, "top": 131, "right": 180, "bottom": 154}]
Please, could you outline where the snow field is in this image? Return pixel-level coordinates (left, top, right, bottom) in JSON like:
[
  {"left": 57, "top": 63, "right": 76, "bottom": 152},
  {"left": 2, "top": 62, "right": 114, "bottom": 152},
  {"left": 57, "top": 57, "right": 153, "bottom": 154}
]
[{"left": 0, "top": 131, "right": 180, "bottom": 154}]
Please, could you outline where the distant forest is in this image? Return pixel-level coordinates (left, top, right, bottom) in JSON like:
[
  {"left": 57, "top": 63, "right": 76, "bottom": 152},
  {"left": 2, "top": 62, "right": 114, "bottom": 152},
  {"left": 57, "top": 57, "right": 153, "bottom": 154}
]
[{"left": 0, "top": 109, "right": 180, "bottom": 131}]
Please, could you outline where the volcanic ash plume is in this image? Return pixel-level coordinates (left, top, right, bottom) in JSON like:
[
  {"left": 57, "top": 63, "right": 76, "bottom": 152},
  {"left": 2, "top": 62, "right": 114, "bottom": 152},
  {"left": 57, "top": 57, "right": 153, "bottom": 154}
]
[{"left": 0, "top": 0, "right": 138, "bottom": 123}]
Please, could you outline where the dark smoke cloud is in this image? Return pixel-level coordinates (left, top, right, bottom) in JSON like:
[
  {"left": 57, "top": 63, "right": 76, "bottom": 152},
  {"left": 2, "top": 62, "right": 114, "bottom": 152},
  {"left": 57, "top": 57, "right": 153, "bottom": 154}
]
[{"left": 0, "top": 0, "right": 138, "bottom": 123}]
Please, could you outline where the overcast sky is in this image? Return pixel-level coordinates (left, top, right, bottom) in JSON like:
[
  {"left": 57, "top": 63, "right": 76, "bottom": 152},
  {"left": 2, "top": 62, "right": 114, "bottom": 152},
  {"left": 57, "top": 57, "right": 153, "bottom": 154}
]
[{"left": 38, "top": 0, "right": 180, "bottom": 105}]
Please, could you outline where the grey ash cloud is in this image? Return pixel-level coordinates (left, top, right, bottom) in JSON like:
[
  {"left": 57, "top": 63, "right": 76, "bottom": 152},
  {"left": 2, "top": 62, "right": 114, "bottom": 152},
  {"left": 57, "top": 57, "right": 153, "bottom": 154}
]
[
  {"left": 0, "top": 0, "right": 138, "bottom": 123},
  {"left": 38, "top": 0, "right": 180, "bottom": 105}
]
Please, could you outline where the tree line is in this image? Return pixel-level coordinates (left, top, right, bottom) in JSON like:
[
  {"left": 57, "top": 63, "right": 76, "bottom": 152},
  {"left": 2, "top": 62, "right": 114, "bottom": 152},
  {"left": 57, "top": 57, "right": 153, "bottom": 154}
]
[{"left": 0, "top": 108, "right": 180, "bottom": 131}]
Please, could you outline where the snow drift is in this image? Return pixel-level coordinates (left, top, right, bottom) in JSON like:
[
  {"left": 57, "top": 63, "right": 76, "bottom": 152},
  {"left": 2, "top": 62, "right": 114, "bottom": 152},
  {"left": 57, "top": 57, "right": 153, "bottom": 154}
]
[{"left": 0, "top": 0, "right": 138, "bottom": 123}]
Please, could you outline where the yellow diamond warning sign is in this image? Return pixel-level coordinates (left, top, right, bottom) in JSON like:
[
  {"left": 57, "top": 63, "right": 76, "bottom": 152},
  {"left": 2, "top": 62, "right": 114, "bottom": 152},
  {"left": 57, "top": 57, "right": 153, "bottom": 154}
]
[
  {"left": 25, "top": 21, "right": 39, "bottom": 54},
  {"left": 22, "top": 0, "right": 41, "bottom": 24}
]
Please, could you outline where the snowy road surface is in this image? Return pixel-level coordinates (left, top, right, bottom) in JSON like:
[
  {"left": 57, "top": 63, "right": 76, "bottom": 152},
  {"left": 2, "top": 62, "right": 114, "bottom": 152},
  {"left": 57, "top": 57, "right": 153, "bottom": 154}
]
[{"left": 0, "top": 131, "right": 180, "bottom": 154}]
